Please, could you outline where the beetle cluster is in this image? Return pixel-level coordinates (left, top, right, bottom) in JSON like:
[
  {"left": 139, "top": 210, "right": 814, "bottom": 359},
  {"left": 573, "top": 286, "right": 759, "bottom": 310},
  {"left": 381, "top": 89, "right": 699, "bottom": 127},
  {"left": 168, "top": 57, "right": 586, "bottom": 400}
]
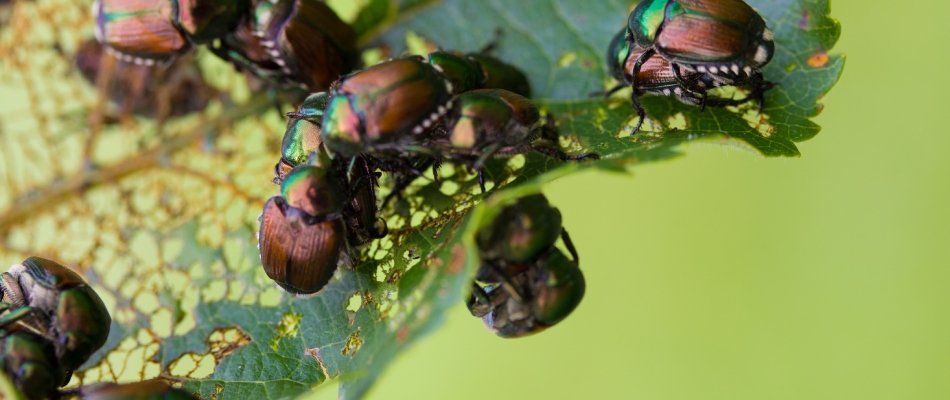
[
  {"left": 258, "top": 48, "right": 599, "bottom": 302},
  {"left": 92, "top": 0, "right": 358, "bottom": 91},
  {"left": 90, "top": 0, "right": 777, "bottom": 342},
  {"left": 468, "top": 194, "right": 585, "bottom": 337},
  {"left": 608, "top": 0, "right": 776, "bottom": 133},
  {"left": 74, "top": 38, "right": 218, "bottom": 123},
  {"left": 0, "top": 257, "right": 112, "bottom": 399}
]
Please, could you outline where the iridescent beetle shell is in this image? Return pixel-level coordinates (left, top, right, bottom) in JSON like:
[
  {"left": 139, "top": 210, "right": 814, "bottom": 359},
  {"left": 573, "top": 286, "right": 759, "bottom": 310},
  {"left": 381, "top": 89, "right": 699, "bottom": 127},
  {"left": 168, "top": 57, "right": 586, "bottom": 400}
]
[
  {"left": 530, "top": 249, "right": 586, "bottom": 326},
  {"left": 468, "top": 194, "right": 586, "bottom": 338},
  {"left": 608, "top": 29, "right": 703, "bottom": 96},
  {"left": 471, "top": 248, "right": 585, "bottom": 338},
  {"left": 626, "top": 0, "right": 774, "bottom": 78},
  {"left": 93, "top": 0, "right": 191, "bottom": 63},
  {"left": 426, "top": 51, "right": 484, "bottom": 95},
  {"left": 275, "top": 93, "right": 329, "bottom": 183},
  {"left": 607, "top": 29, "right": 756, "bottom": 107},
  {"left": 322, "top": 57, "right": 454, "bottom": 157},
  {"left": 0, "top": 303, "right": 68, "bottom": 399},
  {"left": 75, "top": 39, "right": 215, "bottom": 120},
  {"left": 476, "top": 194, "right": 562, "bottom": 265},
  {"left": 443, "top": 89, "right": 541, "bottom": 154},
  {"left": 273, "top": 93, "right": 386, "bottom": 245},
  {"left": 0, "top": 331, "right": 67, "bottom": 399},
  {"left": 426, "top": 51, "right": 531, "bottom": 97},
  {"left": 216, "top": 0, "right": 358, "bottom": 91},
  {"left": 93, "top": 0, "right": 249, "bottom": 63},
  {"left": 82, "top": 379, "right": 198, "bottom": 400},
  {"left": 0, "top": 257, "right": 112, "bottom": 372},
  {"left": 435, "top": 89, "right": 598, "bottom": 192},
  {"left": 259, "top": 165, "right": 346, "bottom": 295},
  {"left": 466, "top": 53, "right": 531, "bottom": 97}
]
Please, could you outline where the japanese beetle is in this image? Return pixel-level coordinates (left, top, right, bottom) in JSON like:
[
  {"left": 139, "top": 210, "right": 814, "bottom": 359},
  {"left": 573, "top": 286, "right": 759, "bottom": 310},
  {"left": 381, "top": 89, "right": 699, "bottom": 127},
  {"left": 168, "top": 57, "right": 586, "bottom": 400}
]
[
  {"left": 0, "top": 332, "right": 67, "bottom": 400},
  {"left": 258, "top": 165, "right": 347, "bottom": 295},
  {"left": 425, "top": 51, "right": 531, "bottom": 97},
  {"left": 80, "top": 379, "right": 198, "bottom": 400},
  {"left": 467, "top": 194, "right": 586, "bottom": 338},
  {"left": 471, "top": 248, "right": 585, "bottom": 338},
  {"left": 212, "top": 0, "right": 359, "bottom": 91},
  {"left": 75, "top": 39, "right": 216, "bottom": 121},
  {"left": 436, "top": 89, "right": 600, "bottom": 191},
  {"left": 321, "top": 57, "right": 454, "bottom": 157},
  {"left": 621, "top": 0, "right": 775, "bottom": 131},
  {"left": 342, "top": 155, "right": 388, "bottom": 245},
  {"left": 606, "top": 29, "right": 771, "bottom": 120},
  {"left": 275, "top": 92, "right": 330, "bottom": 184},
  {"left": 0, "top": 257, "right": 112, "bottom": 373},
  {"left": 92, "top": 0, "right": 250, "bottom": 64},
  {"left": 626, "top": 0, "right": 774, "bottom": 77},
  {"left": 274, "top": 94, "right": 386, "bottom": 245},
  {"left": 475, "top": 193, "right": 562, "bottom": 265},
  {"left": 0, "top": 304, "right": 68, "bottom": 400}
]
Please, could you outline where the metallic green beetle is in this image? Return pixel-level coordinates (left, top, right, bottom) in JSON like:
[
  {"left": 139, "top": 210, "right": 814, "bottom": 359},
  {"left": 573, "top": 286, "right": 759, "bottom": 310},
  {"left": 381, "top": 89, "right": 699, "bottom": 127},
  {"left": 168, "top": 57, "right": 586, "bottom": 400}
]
[
  {"left": 626, "top": 0, "right": 774, "bottom": 77},
  {"left": 468, "top": 194, "right": 586, "bottom": 338},
  {"left": 0, "top": 257, "right": 112, "bottom": 373},
  {"left": 274, "top": 93, "right": 386, "bottom": 245},
  {"left": 81, "top": 379, "right": 198, "bottom": 400},
  {"left": 621, "top": 0, "right": 775, "bottom": 132},
  {"left": 321, "top": 57, "right": 455, "bottom": 158},
  {"left": 275, "top": 92, "right": 331, "bottom": 184},
  {"left": 322, "top": 57, "right": 454, "bottom": 159},
  {"left": 471, "top": 248, "right": 586, "bottom": 338},
  {"left": 259, "top": 165, "right": 347, "bottom": 295},
  {"left": 75, "top": 38, "right": 216, "bottom": 121},
  {"left": 475, "top": 193, "right": 562, "bottom": 265},
  {"left": 93, "top": 0, "right": 250, "bottom": 64},
  {"left": 435, "top": 89, "right": 599, "bottom": 191},
  {"left": 606, "top": 29, "right": 772, "bottom": 118},
  {"left": 0, "top": 303, "right": 68, "bottom": 400},
  {"left": 425, "top": 51, "right": 531, "bottom": 97}
]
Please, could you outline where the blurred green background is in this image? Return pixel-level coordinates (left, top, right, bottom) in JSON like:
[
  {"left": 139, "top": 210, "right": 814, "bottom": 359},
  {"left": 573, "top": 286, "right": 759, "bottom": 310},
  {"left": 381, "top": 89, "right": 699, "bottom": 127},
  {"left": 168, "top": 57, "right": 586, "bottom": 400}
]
[{"left": 313, "top": 0, "right": 950, "bottom": 398}]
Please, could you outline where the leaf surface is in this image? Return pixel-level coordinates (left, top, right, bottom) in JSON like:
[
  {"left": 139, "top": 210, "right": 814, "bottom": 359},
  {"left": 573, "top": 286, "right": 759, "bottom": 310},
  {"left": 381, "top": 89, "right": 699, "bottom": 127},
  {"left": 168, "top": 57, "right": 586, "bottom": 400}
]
[{"left": 0, "top": 0, "right": 842, "bottom": 399}]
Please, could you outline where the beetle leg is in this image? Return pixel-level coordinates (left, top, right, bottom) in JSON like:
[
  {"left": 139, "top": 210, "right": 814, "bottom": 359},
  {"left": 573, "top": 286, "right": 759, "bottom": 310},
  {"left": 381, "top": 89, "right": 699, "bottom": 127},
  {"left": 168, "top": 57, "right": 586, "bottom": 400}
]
[
  {"left": 540, "top": 114, "right": 559, "bottom": 142},
  {"left": 670, "top": 63, "right": 704, "bottom": 100},
  {"left": 432, "top": 157, "right": 443, "bottom": 188},
  {"left": 470, "top": 283, "right": 492, "bottom": 307},
  {"left": 751, "top": 75, "right": 776, "bottom": 115},
  {"left": 560, "top": 228, "right": 579, "bottom": 263},
  {"left": 474, "top": 142, "right": 504, "bottom": 171},
  {"left": 483, "top": 262, "right": 527, "bottom": 303},
  {"left": 0, "top": 306, "right": 36, "bottom": 327},
  {"left": 472, "top": 143, "right": 504, "bottom": 193},
  {"left": 535, "top": 116, "right": 600, "bottom": 161},
  {"left": 629, "top": 48, "right": 655, "bottom": 134},
  {"left": 479, "top": 28, "right": 504, "bottom": 54}
]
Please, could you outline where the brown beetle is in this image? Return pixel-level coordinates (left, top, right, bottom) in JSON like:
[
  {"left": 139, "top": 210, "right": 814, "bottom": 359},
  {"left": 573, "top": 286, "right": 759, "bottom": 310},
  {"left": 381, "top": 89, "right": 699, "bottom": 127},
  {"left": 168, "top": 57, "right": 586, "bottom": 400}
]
[
  {"left": 213, "top": 0, "right": 359, "bottom": 91},
  {"left": 258, "top": 165, "right": 347, "bottom": 295}
]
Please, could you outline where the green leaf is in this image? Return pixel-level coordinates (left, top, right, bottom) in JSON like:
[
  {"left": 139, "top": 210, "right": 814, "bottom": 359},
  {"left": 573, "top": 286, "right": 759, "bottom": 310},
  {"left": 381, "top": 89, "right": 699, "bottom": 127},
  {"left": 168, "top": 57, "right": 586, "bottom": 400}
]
[{"left": 0, "top": 0, "right": 842, "bottom": 399}]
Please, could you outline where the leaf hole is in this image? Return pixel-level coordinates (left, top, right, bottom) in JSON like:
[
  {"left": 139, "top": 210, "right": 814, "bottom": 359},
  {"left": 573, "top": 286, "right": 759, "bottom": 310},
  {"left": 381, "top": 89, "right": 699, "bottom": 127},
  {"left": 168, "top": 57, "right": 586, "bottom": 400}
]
[
  {"left": 341, "top": 329, "right": 363, "bottom": 357},
  {"left": 269, "top": 311, "right": 302, "bottom": 351},
  {"left": 346, "top": 293, "right": 362, "bottom": 312}
]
